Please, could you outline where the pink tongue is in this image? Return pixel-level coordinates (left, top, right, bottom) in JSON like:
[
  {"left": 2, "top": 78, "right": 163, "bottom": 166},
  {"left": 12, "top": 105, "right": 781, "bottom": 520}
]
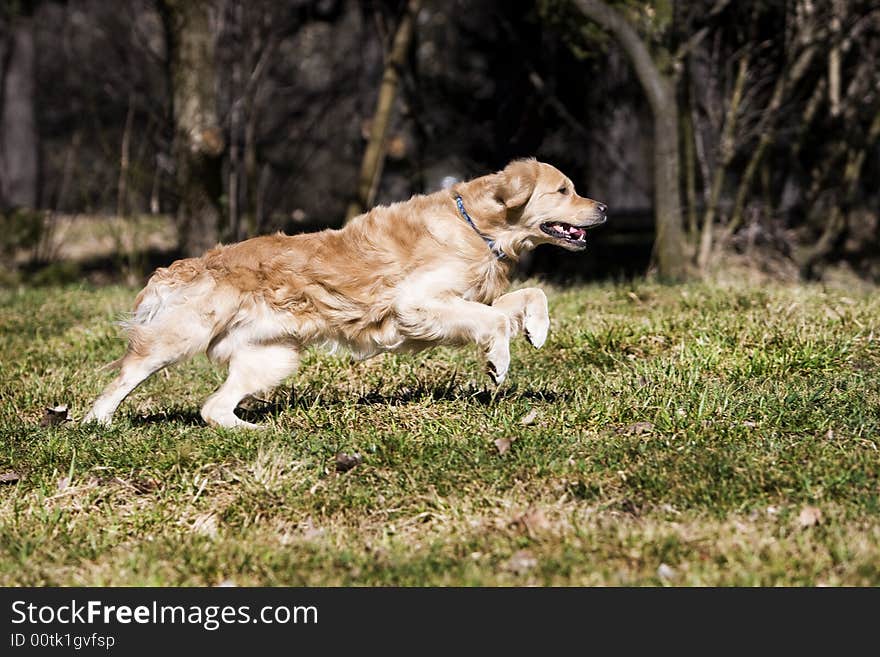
[{"left": 551, "top": 223, "right": 584, "bottom": 239}]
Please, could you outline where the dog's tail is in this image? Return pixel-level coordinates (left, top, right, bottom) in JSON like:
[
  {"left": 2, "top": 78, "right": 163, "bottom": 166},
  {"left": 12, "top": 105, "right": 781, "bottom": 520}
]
[
  {"left": 114, "top": 260, "right": 230, "bottom": 364},
  {"left": 117, "top": 259, "right": 210, "bottom": 332},
  {"left": 99, "top": 286, "right": 157, "bottom": 372}
]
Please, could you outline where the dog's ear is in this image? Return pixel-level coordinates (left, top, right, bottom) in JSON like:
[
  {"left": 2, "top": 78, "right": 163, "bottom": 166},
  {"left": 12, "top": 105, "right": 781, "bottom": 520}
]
[{"left": 495, "top": 159, "right": 538, "bottom": 210}]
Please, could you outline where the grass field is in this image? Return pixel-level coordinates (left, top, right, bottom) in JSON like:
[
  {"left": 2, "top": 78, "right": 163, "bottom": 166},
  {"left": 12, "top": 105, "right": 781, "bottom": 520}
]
[{"left": 1, "top": 277, "right": 879, "bottom": 586}]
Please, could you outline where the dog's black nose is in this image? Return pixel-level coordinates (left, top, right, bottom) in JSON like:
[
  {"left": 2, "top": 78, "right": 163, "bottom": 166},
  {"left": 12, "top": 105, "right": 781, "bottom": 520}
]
[{"left": 597, "top": 203, "right": 608, "bottom": 214}]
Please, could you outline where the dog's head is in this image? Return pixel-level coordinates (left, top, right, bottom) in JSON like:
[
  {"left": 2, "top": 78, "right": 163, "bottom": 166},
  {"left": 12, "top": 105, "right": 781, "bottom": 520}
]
[{"left": 493, "top": 159, "right": 607, "bottom": 252}]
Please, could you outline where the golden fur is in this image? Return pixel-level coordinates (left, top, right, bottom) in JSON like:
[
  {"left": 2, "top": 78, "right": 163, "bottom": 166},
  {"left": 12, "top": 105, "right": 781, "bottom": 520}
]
[{"left": 85, "top": 159, "right": 606, "bottom": 428}]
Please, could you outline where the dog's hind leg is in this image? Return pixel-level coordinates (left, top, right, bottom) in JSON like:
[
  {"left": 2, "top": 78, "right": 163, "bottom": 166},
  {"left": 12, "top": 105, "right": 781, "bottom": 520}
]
[
  {"left": 83, "top": 334, "right": 191, "bottom": 426},
  {"left": 201, "top": 342, "right": 300, "bottom": 430},
  {"left": 492, "top": 288, "right": 549, "bottom": 349},
  {"left": 84, "top": 291, "right": 219, "bottom": 426}
]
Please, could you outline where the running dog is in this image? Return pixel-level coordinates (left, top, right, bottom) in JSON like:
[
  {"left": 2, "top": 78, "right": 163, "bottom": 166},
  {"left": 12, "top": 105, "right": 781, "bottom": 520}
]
[{"left": 84, "top": 159, "right": 607, "bottom": 428}]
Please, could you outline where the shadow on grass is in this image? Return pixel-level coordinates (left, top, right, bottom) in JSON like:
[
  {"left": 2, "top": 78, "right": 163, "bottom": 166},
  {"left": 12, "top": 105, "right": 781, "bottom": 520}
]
[
  {"left": 130, "top": 408, "right": 204, "bottom": 427},
  {"left": 127, "top": 382, "right": 566, "bottom": 428},
  {"left": 122, "top": 376, "right": 571, "bottom": 427},
  {"left": 350, "top": 384, "right": 565, "bottom": 406},
  {"left": 240, "top": 383, "right": 566, "bottom": 423}
]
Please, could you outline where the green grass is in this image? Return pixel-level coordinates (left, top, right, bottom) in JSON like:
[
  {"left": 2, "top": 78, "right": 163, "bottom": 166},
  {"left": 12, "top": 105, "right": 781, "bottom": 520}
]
[{"left": 1, "top": 278, "right": 879, "bottom": 585}]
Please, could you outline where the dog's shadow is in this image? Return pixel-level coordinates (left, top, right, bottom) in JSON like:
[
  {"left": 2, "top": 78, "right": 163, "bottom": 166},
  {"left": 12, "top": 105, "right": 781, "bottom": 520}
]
[
  {"left": 350, "top": 384, "right": 565, "bottom": 407},
  {"left": 130, "top": 383, "right": 568, "bottom": 427},
  {"left": 130, "top": 409, "right": 204, "bottom": 427},
  {"left": 244, "top": 383, "right": 567, "bottom": 423}
]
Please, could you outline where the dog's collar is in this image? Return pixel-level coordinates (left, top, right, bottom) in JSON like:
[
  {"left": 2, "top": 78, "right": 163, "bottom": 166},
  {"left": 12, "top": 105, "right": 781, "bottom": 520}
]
[{"left": 455, "top": 195, "right": 506, "bottom": 260}]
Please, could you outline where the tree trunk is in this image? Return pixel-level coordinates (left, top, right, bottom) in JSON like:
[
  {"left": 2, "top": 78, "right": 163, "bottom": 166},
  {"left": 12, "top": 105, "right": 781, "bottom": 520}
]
[
  {"left": 345, "top": 0, "right": 420, "bottom": 223},
  {"left": 723, "top": 43, "right": 816, "bottom": 241},
  {"left": 828, "top": 0, "right": 842, "bottom": 118},
  {"left": 244, "top": 109, "right": 259, "bottom": 236},
  {"left": 160, "top": 0, "right": 225, "bottom": 257},
  {"left": 56, "top": 130, "right": 81, "bottom": 212},
  {"left": 681, "top": 90, "right": 698, "bottom": 241},
  {"left": 117, "top": 91, "right": 135, "bottom": 218},
  {"left": 243, "top": 34, "right": 276, "bottom": 239},
  {"left": 796, "top": 109, "right": 880, "bottom": 276},
  {"left": 228, "top": 68, "right": 242, "bottom": 241},
  {"left": 0, "top": 10, "right": 38, "bottom": 209},
  {"left": 652, "top": 105, "right": 686, "bottom": 281},
  {"left": 571, "top": 0, "right": 687, "bottom": 280},
  {"left": 698, "top": 54, "right": 748, "bottom": 271}
]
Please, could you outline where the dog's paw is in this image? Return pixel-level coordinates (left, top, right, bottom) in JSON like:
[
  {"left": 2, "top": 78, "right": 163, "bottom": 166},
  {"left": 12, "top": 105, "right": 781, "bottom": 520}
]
[
  {"left": 486, "top": 347, "right": 510, "bottom": 385},
  {"left": 202, "top": 410, "right": 266, "bottom": 431},
  {"left": 524, "top": 314, "right": 549, "bottom": 349},
  {"left": 486, "top": 361, "right": 506, "bottom": 385},
  {"left": 82, "top": 409, "right": 111, "bottom": 427}
]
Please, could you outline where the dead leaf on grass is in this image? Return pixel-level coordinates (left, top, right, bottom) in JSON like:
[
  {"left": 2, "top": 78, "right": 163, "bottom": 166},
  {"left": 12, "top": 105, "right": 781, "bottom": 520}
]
[
  {"left": 494, "top": 437, "right": 516, "bottom": 455},
  {"left": 798, "top": 506, "right": 823, "bottom": 528},
  {"left": 619, "top": 497, "right": 641, "bottom": 516},
  {"left": 40, "top": 405, "right": 71, "bottom": 427},
  {"left": 511, "top": 508, "right": 550, "bottom": 538},
  {"left": 616, "top": 422, "right": 654, "bottom": 436},
  {"left": 114, "top": 476, "right": 159, "bottom": 494},
  {"left": 334, "top": 452, "right": 362, "bottom": 473},
  {"left": 620, "top": 421, "right": 654, "bottom": 435},
  {"left": 0, "top": 471, "right": 21, "bottom": 485},
  {"left": 519, "top": 409, "right": 539, "bottom": 426}
]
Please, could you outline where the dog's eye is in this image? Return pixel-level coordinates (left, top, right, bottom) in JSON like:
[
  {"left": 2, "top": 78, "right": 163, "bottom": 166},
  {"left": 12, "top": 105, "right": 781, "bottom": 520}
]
[{"left": 558, "top": 186, "right": 568, "bottom": 195}]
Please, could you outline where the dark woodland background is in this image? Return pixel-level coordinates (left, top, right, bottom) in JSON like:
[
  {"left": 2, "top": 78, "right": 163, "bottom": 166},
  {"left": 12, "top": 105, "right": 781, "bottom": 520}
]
[{"left": 1, "top": 0, "right": 879, "bottom": 283}]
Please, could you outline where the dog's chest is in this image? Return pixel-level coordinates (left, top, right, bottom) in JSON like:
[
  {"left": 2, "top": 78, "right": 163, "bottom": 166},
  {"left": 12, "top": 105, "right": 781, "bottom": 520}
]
[{"left": 463, "top": 261, "right": 510, "bottom": 304}]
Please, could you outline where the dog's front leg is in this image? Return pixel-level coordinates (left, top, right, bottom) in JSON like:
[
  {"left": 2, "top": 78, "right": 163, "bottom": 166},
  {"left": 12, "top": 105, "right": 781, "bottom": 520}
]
[
  {"left": 492, "top": 288, "right": 550, "bottom": 349},
  {"left": 396, "top": 296, "right": 512, "bottom": 384}
]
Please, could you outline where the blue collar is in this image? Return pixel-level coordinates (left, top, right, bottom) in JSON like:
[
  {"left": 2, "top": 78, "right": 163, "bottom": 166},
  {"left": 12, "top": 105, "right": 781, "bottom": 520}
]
[{"left": 455, "top": 195, "right": 506, "bottom": 260}]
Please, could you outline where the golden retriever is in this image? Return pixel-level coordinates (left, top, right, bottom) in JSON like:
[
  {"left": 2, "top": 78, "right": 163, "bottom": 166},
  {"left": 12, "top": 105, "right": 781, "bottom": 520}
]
[{"left": 84, "top": 159, "right": 606, "bottom": 429}]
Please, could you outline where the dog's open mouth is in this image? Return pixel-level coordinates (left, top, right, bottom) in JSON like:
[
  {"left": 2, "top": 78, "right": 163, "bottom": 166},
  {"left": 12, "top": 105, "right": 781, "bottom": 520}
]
[{"left": 540, "top": 221, "right": 593, "bottom": 245}]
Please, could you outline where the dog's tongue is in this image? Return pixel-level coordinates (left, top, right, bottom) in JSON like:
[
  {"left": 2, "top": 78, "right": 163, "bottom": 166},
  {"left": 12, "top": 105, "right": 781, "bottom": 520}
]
[
  {"left": 557, "top": 224, "right": 587, "bottom": 240},
  {"left": 547, "top": 222, "right": 586, "bottom": 241}
]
